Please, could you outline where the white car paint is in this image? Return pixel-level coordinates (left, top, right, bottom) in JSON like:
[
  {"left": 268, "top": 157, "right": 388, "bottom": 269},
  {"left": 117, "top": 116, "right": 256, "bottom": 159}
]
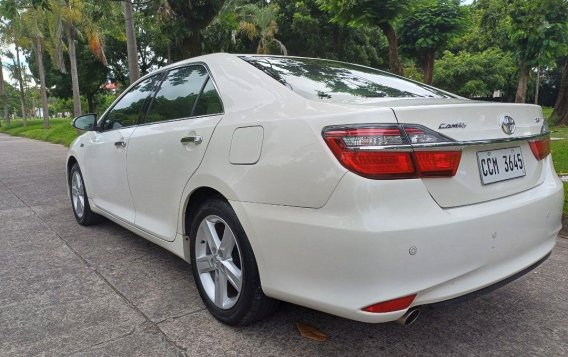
[
  {"left": 84, "top": 127, "right": 137, "bottom": 223},
  {"left": 127, "top": 115, "right": 223, "bottom": 241},
  {"left": 67, "top": 53, "right": 564, "bottom": 323}
]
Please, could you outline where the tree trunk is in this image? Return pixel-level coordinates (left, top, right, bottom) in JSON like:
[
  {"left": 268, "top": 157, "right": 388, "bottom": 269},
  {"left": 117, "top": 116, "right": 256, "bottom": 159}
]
[
  {"left": 123, "top": 0, "right": 140, "bottom": 84},
  {"left": 422, "top": 50, "right": 435, "bottom": 85},
  {"left": 34, "top": 39, "right": 50, "bottom": 129},
  {"left": 378, "top": 22, "right": 404, "bottom": 76},
  {"left": 534, "top": 66, "right": 540, "bottom": 105},
  {"left": 15, "top": 45, "right": 27, "bottom": 126},
  {"left": 67, "top": 28, "right": 82, "bottom": 117},
  {"left": 515, "top": 62, "right": 530, "bottom": 103},
  {"left": 87, "top": 95, "right": 96, "bottom": 114},
  {"left": 178, "top": 28, "right": 202, "bottom": 61},
  {"left": 0, "top": 56, "right": 8, "bottom": 127},
  {"left": 552, "top": 58, "right": 568, "bottom": 125}
]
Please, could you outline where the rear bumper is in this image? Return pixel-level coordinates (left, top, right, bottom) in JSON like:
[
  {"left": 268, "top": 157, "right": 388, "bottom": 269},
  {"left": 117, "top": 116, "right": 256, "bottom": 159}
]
[
  {"left": 427, "top": 251, "right": 550, "bottom": 309},
  {"left": 230, "top": 157, "right": 564, "bottom": 323}
]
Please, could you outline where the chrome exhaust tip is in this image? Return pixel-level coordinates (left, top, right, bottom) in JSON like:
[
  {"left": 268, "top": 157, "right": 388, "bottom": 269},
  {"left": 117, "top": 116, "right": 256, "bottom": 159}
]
[{"left": 395, "top": 308, "right": 421, "bottom": 326}]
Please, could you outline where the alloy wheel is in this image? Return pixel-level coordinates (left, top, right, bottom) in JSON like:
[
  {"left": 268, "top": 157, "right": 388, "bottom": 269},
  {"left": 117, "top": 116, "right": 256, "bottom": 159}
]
[
  {"left": 71, "top": 171, "right": 85, "bottom": 218},
  {"left": 195, "top": 215, "right": 243, "bottom": 309}
]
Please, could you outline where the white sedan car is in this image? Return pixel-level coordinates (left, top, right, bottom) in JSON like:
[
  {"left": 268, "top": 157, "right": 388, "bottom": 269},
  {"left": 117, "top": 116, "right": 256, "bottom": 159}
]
[{"left": 67, "top": 53, "right": 564, "bottom": 326}]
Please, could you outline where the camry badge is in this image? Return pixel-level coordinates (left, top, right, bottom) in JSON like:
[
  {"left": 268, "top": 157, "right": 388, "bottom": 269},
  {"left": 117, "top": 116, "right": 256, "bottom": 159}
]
[
  {"left": 439, "top": 122, "right": 467, "bottom": 129},
  {"left": 500, "top": 115, "right": 516, "bottom": 135}
]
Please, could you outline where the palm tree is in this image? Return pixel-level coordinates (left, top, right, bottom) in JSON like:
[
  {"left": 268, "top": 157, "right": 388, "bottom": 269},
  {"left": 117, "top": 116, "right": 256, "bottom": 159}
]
[
  {"left": 0, "top": 12, "right": 28, "bottom": 126},
  {"left": 12, "top": 45, "right": 27, "bottom": 126},
  {"left": 0, "top": 54, "right": 8, "bottom": 127},
  {"left": 51, "top": 0, "right": 108, "bottom": 117},
  {"left": 22, "top": 7, "right": 50, "bottom": 128},
  {"left": 239, "top": 4, "right": 287, "bottom": 55},
  {"left": 122, "top": 0, "right": 140, "bottom": 84}
]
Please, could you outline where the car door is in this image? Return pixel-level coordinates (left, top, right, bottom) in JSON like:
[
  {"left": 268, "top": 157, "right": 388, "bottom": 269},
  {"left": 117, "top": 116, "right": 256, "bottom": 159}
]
[
  {"left": 126, "top": 64, "right": 224, "bottom": 241},
  {"left": 84, "top": 74, "right": 161, "bottom": 223}
]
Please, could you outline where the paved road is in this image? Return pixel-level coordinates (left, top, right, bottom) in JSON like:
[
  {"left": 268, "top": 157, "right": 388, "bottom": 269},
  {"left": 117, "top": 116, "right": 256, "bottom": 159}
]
[{"left": 1, "top": 133, "right": 567, "bottom": 356}]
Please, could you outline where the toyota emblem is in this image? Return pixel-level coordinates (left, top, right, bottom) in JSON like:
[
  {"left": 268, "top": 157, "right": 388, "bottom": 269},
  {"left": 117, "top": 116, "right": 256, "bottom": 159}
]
[{"left": 500, "top": 115, "right": 516, "bottom": 135}]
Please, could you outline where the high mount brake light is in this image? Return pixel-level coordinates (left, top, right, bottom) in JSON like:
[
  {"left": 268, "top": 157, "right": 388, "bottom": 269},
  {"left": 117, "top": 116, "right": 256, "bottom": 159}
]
[
  {"left": 528, "top": 135, "right": 550, "bottom": 161},
  {"left": 322, "top": 124, "right": 461, "bottom": 179}
]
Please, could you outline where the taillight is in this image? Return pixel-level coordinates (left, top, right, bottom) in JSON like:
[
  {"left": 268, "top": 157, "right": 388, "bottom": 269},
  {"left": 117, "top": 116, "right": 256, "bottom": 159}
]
[
  {"left": 323, "top": 124, "right": 461, "bottom": 179},
  {"left": 529, "top": 136, "right": 550, "bottom": 161},
  {"left": 414, "top": 151, "right": 462, "bottom": 177}
]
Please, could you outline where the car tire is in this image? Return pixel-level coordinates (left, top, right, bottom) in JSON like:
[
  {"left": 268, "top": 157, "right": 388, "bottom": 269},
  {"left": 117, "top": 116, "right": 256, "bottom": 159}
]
[
  {"left": 190, "top": 197, "right": 279, "bottom": 326},
  {"left": 69, "top": 163, "right": 102, "bottom": 226}
]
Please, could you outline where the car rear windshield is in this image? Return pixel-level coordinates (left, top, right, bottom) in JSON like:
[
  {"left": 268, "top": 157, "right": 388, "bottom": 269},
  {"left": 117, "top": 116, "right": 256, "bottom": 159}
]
[{"left": 240, "top": 56, "right": 454, "bottom": 103}]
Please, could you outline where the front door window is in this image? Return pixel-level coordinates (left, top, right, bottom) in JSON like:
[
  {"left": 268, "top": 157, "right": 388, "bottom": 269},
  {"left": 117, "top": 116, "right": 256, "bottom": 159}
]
[{"left": 101, "top": 75, "right": 160, "bottom": 130}]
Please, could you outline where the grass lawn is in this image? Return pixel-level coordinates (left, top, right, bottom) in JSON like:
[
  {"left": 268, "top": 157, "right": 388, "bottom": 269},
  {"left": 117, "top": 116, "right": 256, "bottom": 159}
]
[
  {"left": 1, "top": 117, "right": 567, "bottom": 213},
  {"left": 550, "top": 126, "right": 568, "bottom": 174},
  {"left": 0, "top": 118, "right": 79, "bottom": 147},
  {"left": 550, "top": 126, "right": 568, "bottom": 214},
  {"left": 564, "top": 183, "right": 568, "bottom": 215}
]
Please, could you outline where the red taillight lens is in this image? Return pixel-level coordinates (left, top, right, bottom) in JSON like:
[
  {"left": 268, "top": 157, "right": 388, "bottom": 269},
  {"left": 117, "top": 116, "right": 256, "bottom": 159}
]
[
  {"left": 363, "top": 294, "right": 417, "bottom": 313},
  {"left": 336, "top": 151, "right": 416, "bottom": 179},
  {"left": 529, "top": 136, "right": 550, "bottom": 161},
  {"left": 323, "top": 126, "right": 417, "bottom": 179},
  {"left": 323, "top": 124, "right": 460, "bottom": 179},
  {"left": 414, "top": 151, "right": 462, "bottom": 177}
]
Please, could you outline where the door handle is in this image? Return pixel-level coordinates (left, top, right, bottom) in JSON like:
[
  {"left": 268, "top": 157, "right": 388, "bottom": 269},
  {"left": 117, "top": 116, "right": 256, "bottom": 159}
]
[
  {"left": 114, "top": 141, "right": 126, "bottom": 148},
  {"left": 180, "top": 135, "right": 203, "bottom": 145}
]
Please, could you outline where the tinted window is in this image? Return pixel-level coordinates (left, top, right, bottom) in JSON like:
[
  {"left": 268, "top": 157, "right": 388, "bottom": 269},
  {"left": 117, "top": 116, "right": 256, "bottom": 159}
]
[
  {"left": 145, "top": 66, "right": 208, "bottom": 123},
  {"left": 102, "top": 75, "right": 159, "bottom": 130},
  {"left": 241, "top": 56, "right": 455, "bottom": 103},
  {"left": 194, "top": 78, "right": 223, "bottom": 116}
]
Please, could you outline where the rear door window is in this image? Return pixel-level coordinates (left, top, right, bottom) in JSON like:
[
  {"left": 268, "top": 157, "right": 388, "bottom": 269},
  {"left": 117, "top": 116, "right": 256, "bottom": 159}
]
[
  {"left": 145, "top": 65, "right": 209, "bottom": 123},
  {"left": 193, "top": 78, "right": 223, "bottom": 116}
]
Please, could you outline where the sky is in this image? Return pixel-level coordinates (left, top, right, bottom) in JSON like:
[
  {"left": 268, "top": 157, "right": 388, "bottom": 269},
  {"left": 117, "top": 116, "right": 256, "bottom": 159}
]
[{"left": 1, "top": 43, "right": 34, "bottom": 87}]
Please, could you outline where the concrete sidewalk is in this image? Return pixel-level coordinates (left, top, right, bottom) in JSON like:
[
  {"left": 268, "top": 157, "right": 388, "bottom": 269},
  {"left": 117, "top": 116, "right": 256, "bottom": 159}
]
[{"left": 1, "top": 133, "right": 567, "bottom": 356}]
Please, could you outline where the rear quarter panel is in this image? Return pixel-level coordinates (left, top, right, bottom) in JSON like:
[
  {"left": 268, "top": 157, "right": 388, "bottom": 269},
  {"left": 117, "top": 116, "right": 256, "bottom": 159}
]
[{"left": 184, "top": 54, "right": 401, "bottom": 208}]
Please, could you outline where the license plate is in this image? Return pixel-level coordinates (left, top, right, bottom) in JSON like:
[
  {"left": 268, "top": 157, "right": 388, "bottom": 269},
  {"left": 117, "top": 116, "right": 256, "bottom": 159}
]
[{"left": 476, "top": 147, "right": 526, "bottom": 185}]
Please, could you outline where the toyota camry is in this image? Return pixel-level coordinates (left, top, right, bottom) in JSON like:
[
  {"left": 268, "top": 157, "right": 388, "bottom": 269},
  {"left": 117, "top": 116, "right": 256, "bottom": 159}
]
[{"left": 67, "top": 53, "right": 564, "bottom": 326}]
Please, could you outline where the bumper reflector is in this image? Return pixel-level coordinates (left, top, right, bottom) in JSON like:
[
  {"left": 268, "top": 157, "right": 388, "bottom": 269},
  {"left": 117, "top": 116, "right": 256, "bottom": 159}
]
[{"left": 362, "top": 294, "right": 417, "bottom": 313}]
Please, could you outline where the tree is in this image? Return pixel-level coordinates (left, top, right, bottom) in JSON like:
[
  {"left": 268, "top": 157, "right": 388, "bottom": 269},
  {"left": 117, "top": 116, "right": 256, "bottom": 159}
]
[
  {"left": 203, "top": 7, "right": 245, "bottom": 54},
  {"left": 433, "top": 48, "right": 516, "bottom": 98},
  {"left": 508, "top": 0, "right": 568, "bottom": 103},
  {"left": 29, "top": 39, "right": 110, "bottom": 114},
  {"left": 134, "top": 3, "right": 176, "bottom": 71},
  {"left": 239, "top": 3, "right": 287, "bottom": 55},
  {"left": 148, "top": 0, "right": 226, "bottom": 61},
  {"left": 0, "top": 1, "right": 29, "bottom": 125},
  {"left": 51, "top": 0, "right": 108, "bottom": 116},
  {"left": 317, "top": 0, "right": 408, "bottom": 75},
  {"left": 273, "top": 0, "right": 388, "bottom": 68},
  {"left": 22, "top": 6, "right": 50, "bottom": 128},
  {"left": 552, "top": 57, "right": 568, "bottom": 125},
  {"left": 12, "top": 47, "right": 27, "bottom": 124},
  {"left": 465, "top": 0, "right": 512, "bottom": 53},
  {"left": 0, "top": 56, "right": 8, "bottom": 126},
  {"left": 122, "top": 0, "right": 139, "bottom": 84},
  {"left": 0, "top": 51, "right": 9, "bottom": 127},
  {"left": 399, "top": 0, "right": 463, "bottom": 84}
]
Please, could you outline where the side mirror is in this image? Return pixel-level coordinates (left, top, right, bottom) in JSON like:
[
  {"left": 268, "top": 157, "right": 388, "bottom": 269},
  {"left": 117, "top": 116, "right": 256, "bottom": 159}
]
[{"left": 72, "top": 113, "right": 97, "bottom": 131}]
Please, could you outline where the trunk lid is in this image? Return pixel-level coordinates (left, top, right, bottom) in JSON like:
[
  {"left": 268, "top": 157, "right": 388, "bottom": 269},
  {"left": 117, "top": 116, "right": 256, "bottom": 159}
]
[{"left": 391, "top": 102, "right": 547, "bottom": 208}]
